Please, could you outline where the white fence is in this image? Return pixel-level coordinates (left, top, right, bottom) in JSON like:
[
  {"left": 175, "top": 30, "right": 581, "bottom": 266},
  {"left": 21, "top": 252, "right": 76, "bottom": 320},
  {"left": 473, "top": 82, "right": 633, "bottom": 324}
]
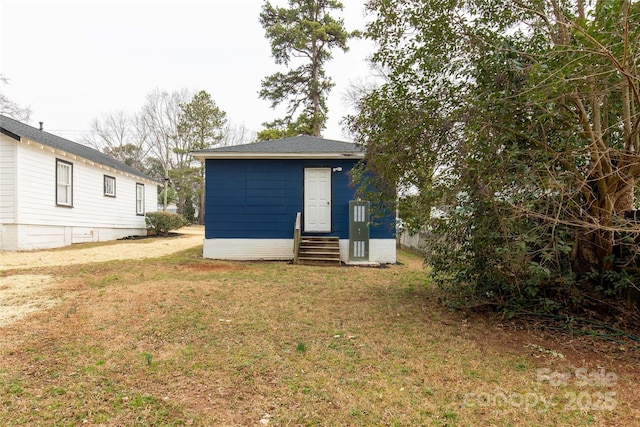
[{"left": 397, "top": 229, "right": 429, "bottom": 254}]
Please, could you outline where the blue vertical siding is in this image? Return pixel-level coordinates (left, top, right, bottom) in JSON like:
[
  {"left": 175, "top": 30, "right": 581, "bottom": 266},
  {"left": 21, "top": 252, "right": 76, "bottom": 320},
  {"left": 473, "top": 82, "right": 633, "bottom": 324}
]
[{"left": 204, "top": 158, "right": 394, "bottom": 239}]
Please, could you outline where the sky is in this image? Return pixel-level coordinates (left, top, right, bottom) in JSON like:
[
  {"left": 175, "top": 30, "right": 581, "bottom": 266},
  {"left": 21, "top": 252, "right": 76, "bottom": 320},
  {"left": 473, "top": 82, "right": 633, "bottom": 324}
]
[{"left": 0, "top": 0, "right": 375, "bottom": 144}]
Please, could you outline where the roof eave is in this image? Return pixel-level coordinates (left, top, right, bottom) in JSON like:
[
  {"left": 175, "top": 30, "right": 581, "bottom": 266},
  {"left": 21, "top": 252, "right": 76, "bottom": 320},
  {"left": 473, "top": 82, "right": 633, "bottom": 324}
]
[
  {"left": 18, "top": 137, "right": 160, "bottom": 185},
  {"left": 191, "top": 152, "right": 365, "bottom": 160}
]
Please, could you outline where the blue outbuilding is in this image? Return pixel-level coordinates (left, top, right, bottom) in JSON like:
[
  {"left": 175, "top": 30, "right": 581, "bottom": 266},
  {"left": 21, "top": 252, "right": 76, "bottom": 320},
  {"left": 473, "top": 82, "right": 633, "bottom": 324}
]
[{"left": 192, "top": 136, "right": 396, "bottom": 264}]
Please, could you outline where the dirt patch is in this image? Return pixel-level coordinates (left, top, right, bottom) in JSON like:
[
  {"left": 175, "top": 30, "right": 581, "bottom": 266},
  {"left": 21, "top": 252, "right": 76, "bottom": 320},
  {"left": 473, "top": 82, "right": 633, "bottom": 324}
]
[
  {"left": 181, "top": 262, "right": 244, "bottom": 272},
  {"left": 0, "top": 274, "right": 58, "bottom": 327},
  {"left": 0, "top": 226, "right": 204, "bottom": 327},
  {"left": 0, "top": 225, "right": 204, "bottom": 271}
]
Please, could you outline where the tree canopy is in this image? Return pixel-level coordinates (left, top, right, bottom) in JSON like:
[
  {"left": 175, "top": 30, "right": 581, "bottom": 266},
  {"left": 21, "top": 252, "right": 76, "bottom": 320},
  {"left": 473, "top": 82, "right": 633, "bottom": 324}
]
[
  {"left": 85, "top": 110, "right": 149, "bottom": 173},
  {"left": 176, "top": 90, "right": 227, "bottom": 223},
  {"left": 348, "top": 0, "right": 640, "bottom": 317},
  {"left": 258, "top": 0, "right": 357, "bottom": 139},
  {"left": 87, "top": 89, "right": 233, "bottom": 223}
]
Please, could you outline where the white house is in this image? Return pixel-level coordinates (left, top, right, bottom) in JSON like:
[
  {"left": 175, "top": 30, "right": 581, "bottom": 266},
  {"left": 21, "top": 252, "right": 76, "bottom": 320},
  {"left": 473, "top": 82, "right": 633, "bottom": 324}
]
[{"left": 0, "top": 115, "right": 158, "bottom": 251}]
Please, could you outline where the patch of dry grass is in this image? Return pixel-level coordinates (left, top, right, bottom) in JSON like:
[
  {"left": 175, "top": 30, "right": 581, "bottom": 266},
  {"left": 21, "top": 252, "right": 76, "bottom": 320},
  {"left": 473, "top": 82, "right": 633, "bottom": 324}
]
[{"left": 0, "top": 248, "right": 638, "bottom": 426}]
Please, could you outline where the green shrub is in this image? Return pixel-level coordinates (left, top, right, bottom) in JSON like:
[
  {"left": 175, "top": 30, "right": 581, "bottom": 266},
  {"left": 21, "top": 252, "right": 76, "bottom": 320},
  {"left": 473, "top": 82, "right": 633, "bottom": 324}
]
[{"left": 145, "top": 212, "right": 189, "bottom": 236}]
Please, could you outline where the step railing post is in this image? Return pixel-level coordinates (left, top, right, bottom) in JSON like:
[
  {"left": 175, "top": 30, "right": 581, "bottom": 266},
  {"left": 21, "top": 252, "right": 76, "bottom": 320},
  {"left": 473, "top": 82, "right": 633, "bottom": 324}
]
[{"left": 293, "top": 212, "right": 301, "bottom": 264}]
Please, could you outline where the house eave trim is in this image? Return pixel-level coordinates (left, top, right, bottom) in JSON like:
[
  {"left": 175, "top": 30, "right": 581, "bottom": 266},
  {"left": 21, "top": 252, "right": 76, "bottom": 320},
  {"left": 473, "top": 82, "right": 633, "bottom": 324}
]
[
  {"left": 16, "top": 137, "right": 159, "bottom": 185},
  {"left": 192, "top": 152, "right": 365, "bottom": 160}
]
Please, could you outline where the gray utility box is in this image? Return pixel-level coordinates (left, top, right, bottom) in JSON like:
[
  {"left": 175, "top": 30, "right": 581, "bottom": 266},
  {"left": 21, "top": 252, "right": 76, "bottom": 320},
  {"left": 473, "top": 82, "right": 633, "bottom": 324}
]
[{"left": 349, "top": 200, "right": 370, "bottom": 261}]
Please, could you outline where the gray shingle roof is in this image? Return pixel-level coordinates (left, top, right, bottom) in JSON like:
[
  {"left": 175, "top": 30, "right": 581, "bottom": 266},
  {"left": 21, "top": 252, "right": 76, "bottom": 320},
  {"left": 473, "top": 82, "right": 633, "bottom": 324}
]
[
  {"left": 0, "top": 114, "right": 156, "bottom": 181},
  {"left": 192, "top": 135, "right": 364, "bottom": 159}
]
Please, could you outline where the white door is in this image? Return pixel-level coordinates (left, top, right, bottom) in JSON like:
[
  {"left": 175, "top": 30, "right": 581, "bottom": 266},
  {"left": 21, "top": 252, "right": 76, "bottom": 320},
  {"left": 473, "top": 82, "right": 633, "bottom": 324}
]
[{"left": 304, "top": 168, "right": 331, "bottom": 232}]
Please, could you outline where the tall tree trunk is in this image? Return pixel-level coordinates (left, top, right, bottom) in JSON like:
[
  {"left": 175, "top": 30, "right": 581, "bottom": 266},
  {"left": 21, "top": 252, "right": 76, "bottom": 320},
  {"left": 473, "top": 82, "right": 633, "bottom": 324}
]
[
  {"left": 199, "top": 189, "right": 205, "bottom": 225},
  {"left": 311, "top": 40, "right": 321, "bottom": 137}
]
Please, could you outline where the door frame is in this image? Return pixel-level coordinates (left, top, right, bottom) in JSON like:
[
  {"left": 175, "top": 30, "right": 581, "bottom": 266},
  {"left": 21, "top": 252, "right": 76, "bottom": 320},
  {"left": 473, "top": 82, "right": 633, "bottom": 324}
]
[{"left": 303, "top": 167, "right": 332, "bottom": 233}]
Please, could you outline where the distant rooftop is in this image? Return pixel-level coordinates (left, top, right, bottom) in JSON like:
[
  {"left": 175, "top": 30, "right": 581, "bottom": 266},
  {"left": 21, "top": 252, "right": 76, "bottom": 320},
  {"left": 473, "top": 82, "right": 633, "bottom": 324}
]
[
  {"left": 191, "top": 135, "right": 365, "bottom": 159},
  {"left": 0, "top": 114, "right": 157, "bottom": 181}
]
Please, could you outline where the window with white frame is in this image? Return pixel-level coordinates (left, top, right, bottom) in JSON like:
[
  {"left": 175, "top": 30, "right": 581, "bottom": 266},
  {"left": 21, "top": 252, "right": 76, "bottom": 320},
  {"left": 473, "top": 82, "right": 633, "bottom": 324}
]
[
  {"left": 136, "top": 183, "right": 145, "bottom": 215},
  {"left": 56, "top": 159, "right": 73, "bottom": 207},
  {"left": 104, "top": 175, "right": 116, "bottom": 197}
]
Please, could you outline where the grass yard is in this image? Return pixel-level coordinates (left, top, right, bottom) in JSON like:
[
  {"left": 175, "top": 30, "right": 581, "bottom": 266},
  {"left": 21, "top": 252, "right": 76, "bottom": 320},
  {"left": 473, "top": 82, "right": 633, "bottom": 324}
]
[{"left": 0, "top": 247, "right": 638, "bottom": 426}]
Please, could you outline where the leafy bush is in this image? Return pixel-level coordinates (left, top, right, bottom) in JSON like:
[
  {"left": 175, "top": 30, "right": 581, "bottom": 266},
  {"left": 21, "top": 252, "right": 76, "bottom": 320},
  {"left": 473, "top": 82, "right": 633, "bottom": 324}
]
[{"left": 145, "top": 212, "right": 189, "bottom": 236}]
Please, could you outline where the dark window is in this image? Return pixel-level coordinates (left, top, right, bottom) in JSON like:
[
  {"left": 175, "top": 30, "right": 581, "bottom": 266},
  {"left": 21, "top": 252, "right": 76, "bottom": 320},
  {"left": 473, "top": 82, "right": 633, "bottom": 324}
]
[
  {"left": 104, "top": 175, "right": 116, "bottom": 197},
  {"left": 56, "top": 159, "right": 73, "bottom": 207},
  {"left": 136, "top": 183, "right": 145, "bottom": 215}
]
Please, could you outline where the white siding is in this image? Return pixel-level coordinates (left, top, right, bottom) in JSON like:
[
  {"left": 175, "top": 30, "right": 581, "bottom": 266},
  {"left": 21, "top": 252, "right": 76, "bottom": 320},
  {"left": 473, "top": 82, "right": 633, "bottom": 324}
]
[
  {"left": 1, "top": 137, "right": 158, "bottom": 250},
  {"left": 0, "top": 135, "right": 17, "bottom": 249},
  {"left": 203, "top": 238, "right": 397, "bottom": 264},
  {"left": 338, "top": 239, "right": 397, "bottom": 264},
  {"left": 0, "top": 135, "right": 16, "bottom": 224},
  {"left": 203, "top": 238, "right": 294, "bottom": 260}
]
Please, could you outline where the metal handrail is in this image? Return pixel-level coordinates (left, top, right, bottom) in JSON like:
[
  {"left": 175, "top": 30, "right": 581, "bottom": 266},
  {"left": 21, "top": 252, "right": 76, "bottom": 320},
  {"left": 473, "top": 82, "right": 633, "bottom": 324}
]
[{"left": 293, "top": 212, "right": 301, "bottom": 264}]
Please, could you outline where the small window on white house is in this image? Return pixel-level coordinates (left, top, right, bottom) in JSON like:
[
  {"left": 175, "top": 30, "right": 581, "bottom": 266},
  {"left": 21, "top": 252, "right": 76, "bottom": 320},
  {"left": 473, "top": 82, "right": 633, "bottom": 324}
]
[
  {"left": 136, "top": 183, "right": 145, "bottom": 215},
  {"left": 104, "top": 175, "right": 116, "bottom": 197},
  {"left": 56, "top": 159, "right": 73, "bottom": 207}
]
